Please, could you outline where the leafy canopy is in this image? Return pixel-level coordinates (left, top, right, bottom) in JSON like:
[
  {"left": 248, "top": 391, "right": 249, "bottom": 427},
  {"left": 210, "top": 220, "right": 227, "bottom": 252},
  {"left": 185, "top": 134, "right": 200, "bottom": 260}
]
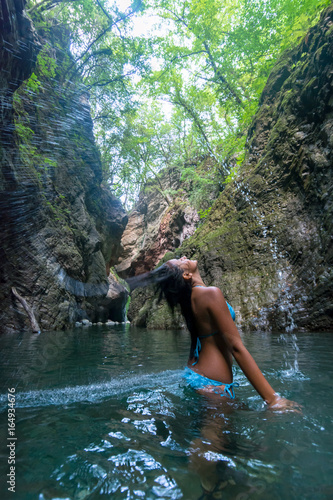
[{"left": 26, "top": 0, "right": 330, "bottom": 210}]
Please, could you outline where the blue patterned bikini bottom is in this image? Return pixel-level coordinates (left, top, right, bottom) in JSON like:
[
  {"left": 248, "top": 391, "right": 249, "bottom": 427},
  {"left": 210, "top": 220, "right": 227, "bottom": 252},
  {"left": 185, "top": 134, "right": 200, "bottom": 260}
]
[{"left": 183, "top": 367, "right": 238, "bottom": 399}]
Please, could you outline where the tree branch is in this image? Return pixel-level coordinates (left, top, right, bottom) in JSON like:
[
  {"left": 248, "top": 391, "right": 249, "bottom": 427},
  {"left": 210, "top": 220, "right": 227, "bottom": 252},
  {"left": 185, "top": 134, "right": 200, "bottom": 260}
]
[
  {"left": 203, "top": 41, "right": 244, "bottom": 107},
  {"left": 74, "top": 48, "right": 114, "bottom": 76},
  {"left": 28, "top": 0, "right": 80, "bottom": 14},
  {"left": 12, "top": 287, "right": 41, "bottom": 333},
  {"left": 172, "top": 92, "right": 217, "bottom": 162},
  {"left": 95, "top": 0, "right": 113, "bottom": 21},
  {"left": 162, "top": 6, "right": 243, "bottom": 106},
  {"left": 64, "top": 6, "right": 137, "bottom": 82}
]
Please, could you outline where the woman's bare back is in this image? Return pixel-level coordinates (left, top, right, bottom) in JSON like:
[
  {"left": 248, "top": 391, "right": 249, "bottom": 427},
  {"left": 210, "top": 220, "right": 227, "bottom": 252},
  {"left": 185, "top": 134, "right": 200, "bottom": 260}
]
[{"left": 189, "top": 286, "right": 233, "bottom": 383}]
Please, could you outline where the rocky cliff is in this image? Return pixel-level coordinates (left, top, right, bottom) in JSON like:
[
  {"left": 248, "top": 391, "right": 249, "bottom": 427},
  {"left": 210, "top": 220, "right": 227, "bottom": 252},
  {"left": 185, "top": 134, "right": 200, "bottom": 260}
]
[
  {"left": 0, "top": 0, "right": 128, "bottom": 333},
  {"left": 128, "top": 5, "right": 333, "bottom": 332},
  {"left": 116, "top": 166, "right": 199, "bottom": 277}
]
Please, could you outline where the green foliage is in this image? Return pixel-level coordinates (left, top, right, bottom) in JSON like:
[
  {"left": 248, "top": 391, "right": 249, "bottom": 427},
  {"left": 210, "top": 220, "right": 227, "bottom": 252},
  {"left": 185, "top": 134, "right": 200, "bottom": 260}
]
[
  {"left": 223, "top": 165, "right": 239, "bottom": 185},
  {"left": 198, "top": 206, "right": 212, "bottom": 219},
  {"left": 97, "top": 100, "right": 180, "bottom": 208},
  {"left": 26, "top": 73, "right": 41, "bottom": 94},
  {"left": 23, "top": 42, "right": 59, "bottom": 96},
  {"left": 37, "top": 44, "right": 57, "bottom": 79},
  {"left": 12, "top": 41, "right": 60, "bottom": 175},
  {"left": 26, "top": 0, "right": 330, "bottom": 210},
  {"left": 130, "top": 0, "right": 328, "bottom": 207},
  {"left": 44, "top": 193, "right": 72, "bottom": 222},
  {"left": 13, "top": 98, "right": 51, "bottom": 176}
]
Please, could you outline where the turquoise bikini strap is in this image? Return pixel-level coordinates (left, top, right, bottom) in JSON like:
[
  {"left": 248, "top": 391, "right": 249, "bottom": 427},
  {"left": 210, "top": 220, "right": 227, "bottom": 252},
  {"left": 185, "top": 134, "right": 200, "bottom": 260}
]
[
  {"left": 217, "top": 382, "right": 239, "bottom": 399},
  {"left": 192, "top": 332, "right": 218, "bottom": 365},
  {"left": 199, "top": 332, "right": 218, "bottom": 339},
  {"left": 192, "top": 337, "right": 201, "bottom": 366},
  {"left": 227, "top": 302, "right": 236, "bottom": 321}
]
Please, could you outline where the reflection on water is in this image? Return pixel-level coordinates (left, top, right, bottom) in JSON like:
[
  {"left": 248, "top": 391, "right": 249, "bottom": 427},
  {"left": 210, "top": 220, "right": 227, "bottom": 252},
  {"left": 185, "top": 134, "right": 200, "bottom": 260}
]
[{"left": 0, "top": 326, "right": 333, "bottom": 500}]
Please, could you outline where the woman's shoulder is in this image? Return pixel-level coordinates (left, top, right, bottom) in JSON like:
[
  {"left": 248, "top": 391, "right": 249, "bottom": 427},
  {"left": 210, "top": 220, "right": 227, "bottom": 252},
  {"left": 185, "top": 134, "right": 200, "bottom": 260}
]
[
  {"left": 196, "top": 286, "right": 224, "bottom": 300},
  {"left": 206, "top": 286, "right": 223, "bottom": 294}
]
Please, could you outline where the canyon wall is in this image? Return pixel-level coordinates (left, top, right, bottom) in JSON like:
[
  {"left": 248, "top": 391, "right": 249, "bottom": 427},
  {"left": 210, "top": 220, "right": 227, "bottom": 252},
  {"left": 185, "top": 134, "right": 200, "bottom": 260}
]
[
  {"left": 116, "top": 166, "right": 200, "bottom": 277},
  {"left": 0, "top": 0, "right": 128, "bottom": 333}
]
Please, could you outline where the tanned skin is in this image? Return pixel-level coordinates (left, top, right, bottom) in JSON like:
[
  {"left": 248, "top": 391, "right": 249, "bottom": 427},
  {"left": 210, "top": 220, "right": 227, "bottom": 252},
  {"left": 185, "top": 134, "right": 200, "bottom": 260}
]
[{"left": 168, "top": 256, "right": 300, "bottom": 412}]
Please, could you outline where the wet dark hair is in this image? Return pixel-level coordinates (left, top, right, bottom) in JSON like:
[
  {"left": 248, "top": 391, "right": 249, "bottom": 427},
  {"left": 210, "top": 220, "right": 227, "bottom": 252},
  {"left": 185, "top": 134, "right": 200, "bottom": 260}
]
[{"left": 126, "top": 263, "right": 198, "bottom": 357}]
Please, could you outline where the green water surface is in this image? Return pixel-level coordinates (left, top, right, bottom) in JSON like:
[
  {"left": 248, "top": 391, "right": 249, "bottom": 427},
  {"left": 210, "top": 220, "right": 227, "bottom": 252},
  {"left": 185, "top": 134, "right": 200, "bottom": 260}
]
[{"left": 0, "top": 326, "right": 332, "bottom": 500}]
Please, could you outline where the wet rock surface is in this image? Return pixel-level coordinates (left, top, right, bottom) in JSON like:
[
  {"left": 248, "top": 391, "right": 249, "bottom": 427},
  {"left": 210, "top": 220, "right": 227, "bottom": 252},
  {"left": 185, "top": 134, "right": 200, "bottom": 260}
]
[
  {"left": 130, "top": 5, "right": 333, "bottom": 332},
  {"left": 0, "top": 1, "right": 127, "bottom": 333}
]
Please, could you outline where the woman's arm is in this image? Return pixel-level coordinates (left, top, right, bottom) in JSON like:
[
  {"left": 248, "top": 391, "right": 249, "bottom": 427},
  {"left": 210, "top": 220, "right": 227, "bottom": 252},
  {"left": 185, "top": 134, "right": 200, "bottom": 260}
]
[{"left": 206, "top": 288, "right": 300, "bottom": 410}]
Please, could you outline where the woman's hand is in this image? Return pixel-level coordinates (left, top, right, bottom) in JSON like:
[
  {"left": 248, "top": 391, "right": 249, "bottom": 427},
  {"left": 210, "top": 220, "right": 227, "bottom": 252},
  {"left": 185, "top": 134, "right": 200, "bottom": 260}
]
[{"left": 267, "top": 394, "right": 302, "bottom": 413}]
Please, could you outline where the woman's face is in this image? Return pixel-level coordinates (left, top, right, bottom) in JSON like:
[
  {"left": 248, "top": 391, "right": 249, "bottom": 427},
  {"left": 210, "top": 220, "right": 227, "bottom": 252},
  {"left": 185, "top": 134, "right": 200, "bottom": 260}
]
[{"left": 168, "top": 256, "right": 198, "bottom": 274}]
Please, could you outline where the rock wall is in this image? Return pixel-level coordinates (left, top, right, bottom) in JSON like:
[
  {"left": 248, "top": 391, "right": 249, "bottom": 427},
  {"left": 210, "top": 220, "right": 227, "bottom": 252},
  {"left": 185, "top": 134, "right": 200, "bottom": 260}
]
[
  {"left": 116, "top": 166, "right": 199, "bottom": 277},
  {"left": 0, "top": 0, "right": 128, "bottom": 333},
  {"left": 129, "top": 5, "right": 333, "bottom": 332}
]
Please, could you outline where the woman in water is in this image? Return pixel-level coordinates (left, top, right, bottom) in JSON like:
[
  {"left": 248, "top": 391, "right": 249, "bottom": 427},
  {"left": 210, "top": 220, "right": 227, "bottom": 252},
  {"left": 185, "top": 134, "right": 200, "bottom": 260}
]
[{"left": 128, "top": 256, "right": 299, "bottom": 411}]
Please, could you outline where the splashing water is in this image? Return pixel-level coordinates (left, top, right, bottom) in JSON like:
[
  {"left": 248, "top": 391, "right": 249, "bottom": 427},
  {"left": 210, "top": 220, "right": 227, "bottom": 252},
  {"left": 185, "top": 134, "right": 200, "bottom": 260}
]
[{"left": 278, "top": 333, "right": 308, "bottom": 380}]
